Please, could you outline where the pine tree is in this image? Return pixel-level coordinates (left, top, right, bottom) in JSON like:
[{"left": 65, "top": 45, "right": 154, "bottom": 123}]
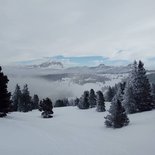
[
  {"left": 54, "top": 99, "right": 66, "bottom": 107},
  {"left": 123, "top": 81, "right": 137, "bottom": 114},
  {"left": 63, "top": 98, "right": 69, "bottom": 106},
  {"left": 135, "top": 61, "right": 153, "bottom": 112},
  {"left": 89, "top": 89, "right": 96, "bottom": 108},
  {"left": 19, "top": 84, "right": 32, "bottom": 112},
  {"left": 115, "top": 83, "right": 125, "bottom": 102},
  {"left": 105, "top": 86, "right": 115, "bottom": 102},
  {"left": 0, "top": 66, "right": 11, "bottom": 117},
  {"left": 39, "top": 98, "right": 53, "bottom": 118},
  {"left": 123, "top": 60, "right": 153, "bottom": 113},
  {"left": 32, "top": 94, "right": 39, "bottom": 110},
  {"left": 105, "top": 96, "right": 129, "bottom": 128},
  {"left": 122, "top": 61, "right": 138, "bottom": 113},
  {"left": 151, "top": 83, "right": 155, "bottom": 107},
  {"left": 96, "top": 91, "right": 105, "bottom": 112},
  {"left": 68, "top": 99, "right": 74, "bottom": 106},
  {"left": 74, "top": 98, "right": 80, "bottom": 106},
  {"left": 12, "top": 84, "right": 22, "bottom": 111},
  {"left": 78, "top": 91, "right": 89, "bottom": 109}
]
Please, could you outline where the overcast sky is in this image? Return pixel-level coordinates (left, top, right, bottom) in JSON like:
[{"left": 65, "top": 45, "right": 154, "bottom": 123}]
[{"left": 0, "top": 0, "right": 155, "bottom": 67}]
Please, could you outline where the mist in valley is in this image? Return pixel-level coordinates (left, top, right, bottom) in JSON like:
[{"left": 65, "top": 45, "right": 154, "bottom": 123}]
[{"left": 3, "top": 66, "right": 105, "bottom": 101}]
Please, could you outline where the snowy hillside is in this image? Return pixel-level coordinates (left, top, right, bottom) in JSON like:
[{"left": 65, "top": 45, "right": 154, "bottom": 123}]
[
  {"left": 12, "top": 56, "right": 130, "bottom": 69},
  {"left": 1, "top": 105, "right": 155, "bottom": 155}
]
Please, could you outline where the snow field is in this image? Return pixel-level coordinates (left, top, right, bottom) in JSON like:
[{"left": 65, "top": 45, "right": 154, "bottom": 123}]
[{"left": 0, "top": 104, "right": 155, "bottom": 155}]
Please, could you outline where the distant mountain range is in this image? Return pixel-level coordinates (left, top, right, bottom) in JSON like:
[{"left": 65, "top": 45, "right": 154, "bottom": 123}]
[
  {"left": 13, "top": 55, "right": 130, "bottom": 68},
  {"left": 9, "top": 55, "right": 155, "bottom": 75},
  {"left": 30, "top": 61, "right": 64, "bottom": 69}
]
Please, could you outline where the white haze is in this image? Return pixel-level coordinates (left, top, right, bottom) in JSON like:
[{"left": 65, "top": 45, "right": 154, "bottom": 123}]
[
  {"left": 3, "top": 66, "right": 105, "bottom": 101},
  {"left": 3, "top": 66, "right": 124, "bottom": 101}
]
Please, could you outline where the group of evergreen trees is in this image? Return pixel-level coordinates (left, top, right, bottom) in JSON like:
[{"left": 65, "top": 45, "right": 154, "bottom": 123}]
[
  {"left": 54, "top": 98, "right": 69, "bottom": 107},
  {"left": 12, "top": 84, "right": 39, "bottom": 112},
  {"left": 12, "top": 84, "right": 54, "bottom": 118},
  {"left": 105, "top": 60, "right": 155, "bottom": 128},
  {"left": 123, "top": 61, "right": 154, "bottom": 113},
  {"left": 0, "top": 65, "right": 54, "bottom": 118},
  {"left": 77, "top": 89, "right": 106, "bottom": 112},
  {"left": 105, "top": 82, "right": 126, "bottom": 102}
]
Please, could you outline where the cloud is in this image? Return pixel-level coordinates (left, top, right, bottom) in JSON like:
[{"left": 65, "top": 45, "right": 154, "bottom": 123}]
[{"left": 0, "top": 0, "right": 155, "bottom": 68}]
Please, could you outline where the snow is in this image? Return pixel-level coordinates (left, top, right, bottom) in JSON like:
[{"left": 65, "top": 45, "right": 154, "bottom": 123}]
[{"left": 0, "top": 104, "right": 155, "bottom": 155}]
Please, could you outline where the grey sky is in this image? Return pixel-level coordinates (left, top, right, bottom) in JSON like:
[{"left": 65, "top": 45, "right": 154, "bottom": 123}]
[{"left": 0, "top": 0, "right": 155, "bottom": 67}]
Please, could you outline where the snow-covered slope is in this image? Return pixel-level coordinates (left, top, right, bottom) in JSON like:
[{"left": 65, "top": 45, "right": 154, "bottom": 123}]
[{"left": 0, "top": 106, "right": 155, "bottom": 155}]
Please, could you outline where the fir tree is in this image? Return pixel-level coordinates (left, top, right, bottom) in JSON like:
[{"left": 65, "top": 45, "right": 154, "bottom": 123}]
[
  {"left": 105, "top": 86, "right": 115, "bottom": 102},
  {"left": 123, "top": 81, "right": 137, "bottom": 114},
  {"left": 78, "top": 91, "right": 89, "bottom": 109},
  {"left": 151, "top": 83, "right": 155, "bottom": 106},
  {"left": 89, "top": 89, "right": 96, "bottom": 108},
  {"left": 32, "top": 94, "right": 39, "bottom": 109},
  {"left": 108, "top": 82, "right": 125, "bottom": 101},
  {"left": 68, "top": 99, "right": 74, "bottom": 106},
  {"left": 96, "top": 91, "right": 105, "bottom": 112},
  {"left": 12, "top": 84, "right": 22, "bottom": 111},
  {"left": 19, "top": 84, "right": 32, "bottom": 112},
  {"left": 74, "top": 98, "right": 80, "bottom": 106},
  {"left": 54, "top": 99, "right": 66, "bottom": 107},
  {"left": 123, "top": 60, "right": 153, "bottom": 113},
  {"left": 63, "top": 98, "right": 69, "bottom": 106},
  {"left": 105, "top": 96, "right": 129, "bottom": 128},
  {"left": 135, "top": 61, "right": 153, "bottom": 111},
  {"left": 122, "top": 61, "right": 138, "bottom": 113},
  {"left": 39, "top": 98, "right": 53, "bottom": 118},
  {"left": 115, "top": 83, "right": 124, "bottom": 102},
  {"left": 0, "top": 66, "right": 11, "bottom": 117}
]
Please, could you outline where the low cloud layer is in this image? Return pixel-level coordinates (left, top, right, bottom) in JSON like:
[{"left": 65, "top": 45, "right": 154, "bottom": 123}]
[{"left": 0, "top": 0, "right": 155, "bottom": 68}]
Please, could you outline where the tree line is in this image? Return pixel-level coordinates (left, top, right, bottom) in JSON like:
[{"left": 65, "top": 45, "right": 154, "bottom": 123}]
[
  {"left": 0, "top": 66, "right": 54, "bottom": 118},
  {"left": 76, "top": 89, "right": 105, "bottom": 112}
]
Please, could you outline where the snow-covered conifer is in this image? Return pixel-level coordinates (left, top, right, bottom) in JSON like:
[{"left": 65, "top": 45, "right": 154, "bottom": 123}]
[
  {"left": 105, "top": 86, "right": 115, "bottom": 102},
  {"left": 151, "top": 83, "right": 155, "bottom": 107},
  {"left": 39, "top": 98, "right": 53, "bottom": 118},
  {"left": 74, "top": 98, "right": 80, "bottom": 106},
  {"left": 32, "top": 94, "right": 39, "bottom": 109},
  {"left": 96, "top": 91, "right": 105, "bottom": 112},
  {"left": 0, "top": 66, "right": 11, "bottom": 117},
  {"left": 123, "top": 81, "right": 137, "bottom": 114},
  {"left": 105, "top": 96, "right": 129, "bottom": 128},
  {"left": 123, "top": 60, "right": 153, "bottom": 113},
  {"left": 89, "top": 89, "right": 96, "bottom": 108},
  {"left": 19, "top": 84, "right": 32, "bottom": 112},
  {"left": 135, "top": 61, "right": 153, "bottom": 111},
  {"left": 78, "top": 91, "right": 89, "bottom": 109},
  {"left": 12, "top": 84, "right": 22, "bottom": 111}
]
